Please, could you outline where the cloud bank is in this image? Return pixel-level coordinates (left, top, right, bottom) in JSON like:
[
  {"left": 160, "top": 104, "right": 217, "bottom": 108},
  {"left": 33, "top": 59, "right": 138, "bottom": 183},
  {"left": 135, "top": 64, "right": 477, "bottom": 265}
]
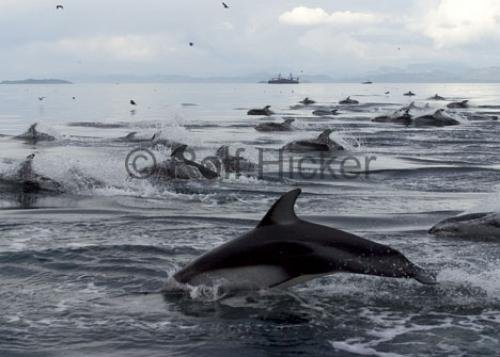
[{"left": 0, "top": 1, "right": 500, "bottom": 79}]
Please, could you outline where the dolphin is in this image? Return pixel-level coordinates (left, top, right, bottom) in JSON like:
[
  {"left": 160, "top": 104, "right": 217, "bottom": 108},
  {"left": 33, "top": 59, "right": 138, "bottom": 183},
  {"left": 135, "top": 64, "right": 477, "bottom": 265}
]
[
  {"left": 115, "top": 131, "right": 154, "bottom": 143},
  {"left": 283, "top": 129, "right": 344, "bottom": 152},
  {"left": 13, "top": 123, "right": 56, "bottom": 144},
  {"left": 299, "top": 97, "right": 316, "bottom": 105},
  {"left": 170, "top": 189, "right": 436, "bottom": 292},
  {"left": 114, "top": 131, "right": 180, "bottom": 148},
  {"left": 428, "top": 94, "right": 446, "bottom": 101},
  {"left": 255, "top": 118, "right": 295, "bottom": 132},
  {"left": 247, "top": 105, "right": 274, "bottom": 116},
  {"left": 429, "top": 212, "right": 500, "bottom": 238},
  {"left": 447, "top": 100, "right": 469, "bottom": 109},
  {"left": 312, "top": 109, "right": 339, "bottom": 116},
  {"left": 413, "top": 109, "right": 460, "bottom": 127},
  {"left": 145, "top": 145, "right": 219, "bottom": 180},
  {"left": 404, "top": 91, "right": 416, "bottom": 96},
  {"left": 339, "top": 96, "right": 359, "bottom": 105},
  {"left": 0, "top": 153, "right": 63, "bottom": 194},
  {"left": 372, "top": 106, "right": 412, "bottom": 125},
  {"left": 171, "top": 145, "right": 219, "bottom": 179}
]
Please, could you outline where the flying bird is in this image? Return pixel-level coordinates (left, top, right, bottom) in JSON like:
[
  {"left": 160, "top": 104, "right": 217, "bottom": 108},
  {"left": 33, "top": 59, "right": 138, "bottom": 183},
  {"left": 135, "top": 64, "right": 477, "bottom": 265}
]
[
  {"left": 38, "top": 97, "right": 46, "bottom": 101},
  {"left": 56, "top": 5, "right": 64, "bottom": 10},
  {"left": 189, "top": 42, "right": 194, "bottom": 47},
  {"left": 222, "top": 2, "right": 229, "bottom": 8},
  {"left": 130, "top": 100, "right": 137, "bottom": 106}
]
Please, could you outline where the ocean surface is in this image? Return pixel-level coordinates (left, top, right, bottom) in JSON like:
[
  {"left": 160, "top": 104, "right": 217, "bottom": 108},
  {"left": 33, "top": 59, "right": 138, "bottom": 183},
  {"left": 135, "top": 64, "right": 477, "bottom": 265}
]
[{"left": 0, "top": 82, "right": 499, "bottom": 356}]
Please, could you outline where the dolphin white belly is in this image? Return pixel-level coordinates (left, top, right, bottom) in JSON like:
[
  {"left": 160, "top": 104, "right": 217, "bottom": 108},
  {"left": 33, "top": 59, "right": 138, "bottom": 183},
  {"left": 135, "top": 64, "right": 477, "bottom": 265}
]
[{"left": 186, "top": 265, "right": 289, "bottom": 290}]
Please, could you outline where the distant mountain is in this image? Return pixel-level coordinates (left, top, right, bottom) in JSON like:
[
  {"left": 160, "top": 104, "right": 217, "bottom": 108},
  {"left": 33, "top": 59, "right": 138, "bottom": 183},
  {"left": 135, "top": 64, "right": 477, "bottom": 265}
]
[
  {"left": 1, "top": 78, "right": 73, "bottom": 84},
  {"left": 342, "top": 66, "right": 500, "bottom": 83},
  {"left": 76, "top": 73, "right": 337, "bottom": 84},
  {"left": 77, "top": 74, "right": 265, "bottom": 83},
  {"left": 24, "top": 65, "right": 500, "bottom": 84}
]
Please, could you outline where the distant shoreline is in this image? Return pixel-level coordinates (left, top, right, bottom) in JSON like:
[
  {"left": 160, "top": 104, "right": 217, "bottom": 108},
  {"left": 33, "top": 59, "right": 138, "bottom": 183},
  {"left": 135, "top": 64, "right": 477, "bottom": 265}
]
[{"left": 1, "top": 79, "right": 73, "bottom": 85}]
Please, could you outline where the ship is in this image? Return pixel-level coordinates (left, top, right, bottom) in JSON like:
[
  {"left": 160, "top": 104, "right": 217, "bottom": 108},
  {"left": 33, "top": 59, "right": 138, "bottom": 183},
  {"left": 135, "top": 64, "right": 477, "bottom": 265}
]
[{"left": 268, "top": 73, "right": 299, "bottom": 84}]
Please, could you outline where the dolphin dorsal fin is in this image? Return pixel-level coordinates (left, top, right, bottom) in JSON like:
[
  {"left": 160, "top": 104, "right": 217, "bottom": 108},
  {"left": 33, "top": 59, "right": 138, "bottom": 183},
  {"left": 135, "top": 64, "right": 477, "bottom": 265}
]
[
  {"left": 216, "top": 145, "right": 228, "bottom": 158},
  {"left": 28, "top": 123, "right": 38, "bottom": 135},
  {"left": 171, "top": 144, "right": 188, "bottom": 159},
  {"left": 317, "top": 129, "right": 332, "bottom": 143},
  {"left": 125, "top": 132, "right": 137, "bottom": 139},
  {"left": 257, "top": 189, "right": 301, "bottom": 228}
]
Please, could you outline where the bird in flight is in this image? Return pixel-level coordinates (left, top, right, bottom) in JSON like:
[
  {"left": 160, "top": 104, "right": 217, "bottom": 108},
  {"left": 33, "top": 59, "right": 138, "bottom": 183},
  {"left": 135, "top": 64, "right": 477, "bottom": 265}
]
[
  {"left": 222, "top": 2, "right": 229, "bottom": 9},
  {"left": 38, "top": 97, "right": 46, "bottom": 101},
  {"left": 56, "top": 5, "right": 64, "bottom": 10},
  {"left": 189, "top": 42, "right": 194, "bottom": 47},
  {"left": 130, "top": 100, "right": 137, "bottom": 106}
]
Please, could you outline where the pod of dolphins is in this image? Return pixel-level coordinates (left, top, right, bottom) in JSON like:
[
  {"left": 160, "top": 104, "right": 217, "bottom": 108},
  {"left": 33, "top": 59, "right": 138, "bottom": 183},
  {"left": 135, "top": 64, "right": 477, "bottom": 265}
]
[{"left": 2, "top": 92, "right": 498, "bottom": 296}]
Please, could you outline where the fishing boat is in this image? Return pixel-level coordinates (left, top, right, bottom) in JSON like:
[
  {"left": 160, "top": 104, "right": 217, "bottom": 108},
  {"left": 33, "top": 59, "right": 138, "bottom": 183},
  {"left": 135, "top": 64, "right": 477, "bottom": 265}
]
[{"left": 268, "top": 73, "right": 299, "bottom": 84}]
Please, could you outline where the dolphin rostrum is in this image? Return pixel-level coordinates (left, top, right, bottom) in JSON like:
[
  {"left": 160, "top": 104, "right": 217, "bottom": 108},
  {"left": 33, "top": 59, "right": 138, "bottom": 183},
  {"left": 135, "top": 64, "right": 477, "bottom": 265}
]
[{"left": 170, "top": 189, "right": 436, "bottom": 292}]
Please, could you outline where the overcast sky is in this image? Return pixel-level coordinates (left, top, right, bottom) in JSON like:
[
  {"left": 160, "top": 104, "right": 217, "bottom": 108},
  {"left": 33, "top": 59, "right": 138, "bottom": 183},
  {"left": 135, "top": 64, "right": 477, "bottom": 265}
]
[{"left": 1, "top": 0, "right": 500, "bottom": 79}]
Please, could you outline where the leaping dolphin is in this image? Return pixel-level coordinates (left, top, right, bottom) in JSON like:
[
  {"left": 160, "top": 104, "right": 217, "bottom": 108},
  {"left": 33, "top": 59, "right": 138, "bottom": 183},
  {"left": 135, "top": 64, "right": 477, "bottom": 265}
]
[
  {"left": 144, "top": 145, "right": 219, "bottom": 180},
  {"left": 283, "top": 129, "right": 344, "bottom": 152},
  {"left": 0, "top": 153, "right": 63, "bottom": 194},
  {"left": 170, "top": 189, "right": 436, "bottom": 292},
  {"left": 13, "top": 123, "right": 56, "bottom": 144},
  {"left": 255, "top": 118, "right": 295, "bottom": 132},
  {"left": 247, "top": 105, "right": 274, "bottom": 116},
  {"left": 429, "top": 212, "right": 500, "bottom": 238},
  {"left": 312, "top": 108, "right": 339, "bottom": 116},
  {"left": 447, "top": 100, "right": 469, "bottom": 109}
]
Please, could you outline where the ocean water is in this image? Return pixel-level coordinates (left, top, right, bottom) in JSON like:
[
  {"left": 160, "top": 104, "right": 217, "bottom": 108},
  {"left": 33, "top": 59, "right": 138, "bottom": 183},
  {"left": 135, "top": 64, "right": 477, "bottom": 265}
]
[{"left": 0, "top": 82, "right": 499, "bottom": 356}]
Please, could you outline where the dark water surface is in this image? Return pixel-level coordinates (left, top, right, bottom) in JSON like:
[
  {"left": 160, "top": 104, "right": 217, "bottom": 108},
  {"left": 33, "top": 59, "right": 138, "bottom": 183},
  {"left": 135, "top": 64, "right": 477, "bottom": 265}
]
[{"left": 0, "top": 83, "right": 499, "bottom": 356}]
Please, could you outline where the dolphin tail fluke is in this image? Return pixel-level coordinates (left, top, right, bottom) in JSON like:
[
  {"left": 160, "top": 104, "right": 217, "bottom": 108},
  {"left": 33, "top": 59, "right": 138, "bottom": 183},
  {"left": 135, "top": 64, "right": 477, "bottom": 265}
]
[{"left": 412, "top": 266, "right": 438, "bottom": 285}]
